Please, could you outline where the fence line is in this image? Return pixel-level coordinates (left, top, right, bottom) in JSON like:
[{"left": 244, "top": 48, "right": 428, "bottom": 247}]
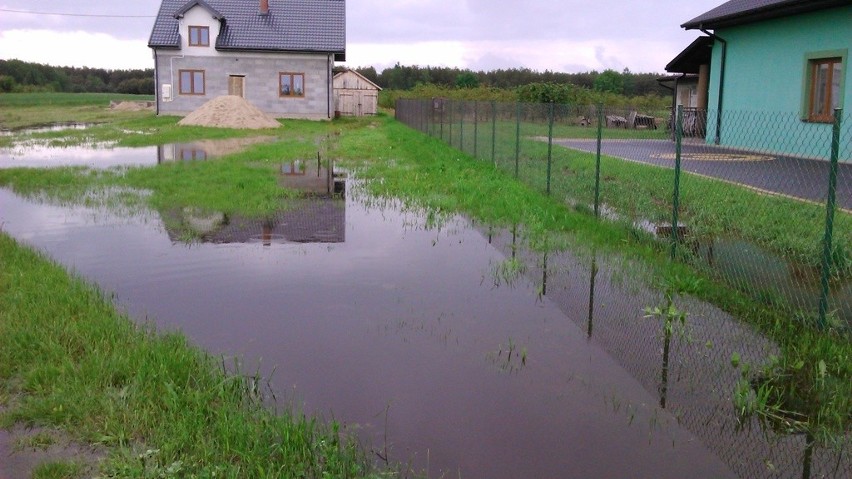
[
  {"left": 396, "top": 98, "right": 852, "bottom": 478},
  {"left": 396, "top": 98, "right": 852, "bottom": 333}
]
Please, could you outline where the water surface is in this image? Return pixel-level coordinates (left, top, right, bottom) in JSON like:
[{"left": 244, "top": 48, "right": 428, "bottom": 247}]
[{"left": 4, "top": 175, "right": 850, "bottom": 477}]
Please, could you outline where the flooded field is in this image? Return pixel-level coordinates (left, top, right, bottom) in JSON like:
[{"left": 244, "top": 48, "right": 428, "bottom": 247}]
[
  {"left": 1, "top": 176, "right": 848, "bottom": 477},
  {"left": 0, "top": 135, "right": 273, "bottom": 168}
]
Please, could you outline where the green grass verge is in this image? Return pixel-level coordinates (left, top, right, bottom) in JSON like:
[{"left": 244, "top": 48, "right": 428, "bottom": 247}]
[{"left": 0, "top": 233, "right": 380, "bottom": 478}]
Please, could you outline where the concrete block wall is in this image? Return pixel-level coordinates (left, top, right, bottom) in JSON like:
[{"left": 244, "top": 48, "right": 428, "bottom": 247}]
[{"left": 155, "top": 50, "right": 333, "bottom": 120}]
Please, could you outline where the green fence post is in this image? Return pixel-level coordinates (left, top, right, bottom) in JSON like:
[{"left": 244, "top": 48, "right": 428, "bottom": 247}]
[
  {"left": 460, "top": 102, "right": 465, "bottom": 153},
  {"left": 547, "top": 102, "right": 554, "bottom": 195},
  {"left": 671, "top": 105, "right": 684, "bottom": 260},
  {"left": 515, "top": 102, "right": 521, "bottom": 178},
  {"left": 818, "top": 108, "right": 842, "bottom": 329},
  {"left": 594, "top": 104, "right": 604, "bottom": 218},
  {"left": 491, "top": 101, "right": 497, "bottom": 166},
  {"left": 474, "top": 101, "right": 479, "bottom": 158},
  {"left": 440, "top": 100, "right": 445, "bottom": 141},
  {"left": 449, "top": 101, "right": 454, "bottom": 148}
]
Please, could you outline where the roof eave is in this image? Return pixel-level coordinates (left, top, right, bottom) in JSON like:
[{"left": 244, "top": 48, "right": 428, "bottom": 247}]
[{"left": 682, "top": 0, "right": 850, "bottom": 30}]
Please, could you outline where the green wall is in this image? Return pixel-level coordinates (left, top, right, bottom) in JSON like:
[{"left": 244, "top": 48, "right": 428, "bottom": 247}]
[{"left": 705, "top": 6, "right": 852, "bottom": 161}]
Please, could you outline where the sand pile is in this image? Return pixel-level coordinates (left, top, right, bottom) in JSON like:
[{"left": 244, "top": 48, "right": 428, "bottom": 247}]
[
  {"left": 110, "top": 101, "right": 155, "bottom": 111},
  {"left": 178, "top": 95, "right": 280, "bottom": 129}
]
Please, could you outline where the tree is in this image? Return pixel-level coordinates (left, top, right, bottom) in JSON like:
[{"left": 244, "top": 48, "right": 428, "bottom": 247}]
[
  {"left": 593, "top": 69, "right": 624, "bottom": 94},
  {"left": 455, "top": 71, "right": 479, "bottom": 89}
]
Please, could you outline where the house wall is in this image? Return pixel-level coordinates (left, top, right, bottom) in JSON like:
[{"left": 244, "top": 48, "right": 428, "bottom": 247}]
[
  {"left": 156, "top": 50, "right": 332, "bottom": 119},
  {"left": 705, "top": 6, "right": 851, "bottom": 161},
  {"left": 154, "top": 5, "right": 333, "bottom": 120}
]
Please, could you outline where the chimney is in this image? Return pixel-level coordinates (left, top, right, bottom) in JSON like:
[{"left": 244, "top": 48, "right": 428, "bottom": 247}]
[{"left": 259, "top": 0, "right": 269, "bottom": 15}]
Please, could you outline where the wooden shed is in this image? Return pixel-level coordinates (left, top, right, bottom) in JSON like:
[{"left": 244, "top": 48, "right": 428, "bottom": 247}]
[{"left": 333, "top": 70, "right": 381, "bottom": 117}]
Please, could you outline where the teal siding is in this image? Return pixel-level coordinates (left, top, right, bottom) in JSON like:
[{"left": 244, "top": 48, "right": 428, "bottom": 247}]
[{"left": 705, "top": 6, "right": 852, "bottom": 161}]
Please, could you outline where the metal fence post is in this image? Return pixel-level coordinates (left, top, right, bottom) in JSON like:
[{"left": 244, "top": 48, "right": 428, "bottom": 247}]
[
  {"left": 515, "top": 102, "right": 521, "bottom": 178},
  {"left": 474, "top": 101, "right": 479, "bottom": 158},
  {"left": 491, "top": 101, "right": 497, "bottom": 166},
  {"left": 460, "top": 102, "right": 465, "bottom": 153},
  {"left": 440, "top": 99, "right": 444, "bottom": 141},
  {"left": 817, "top": 108, "right": 842, "bottom": 329},
  {"left": 671, "top": 105, "right": 684, "bottom": 260},
  {"left": 594, "top": 104, "right": 604, "bottom": 218},
  {"left": 547, "top": 102, "right": 554, "bottom": 195},
  {"left": 449, "top": 101, "right": 454, "bottom": 148}
]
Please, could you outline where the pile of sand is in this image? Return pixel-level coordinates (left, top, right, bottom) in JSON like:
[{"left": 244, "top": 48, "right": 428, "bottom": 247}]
[
  {"left": 178, "top": 95, "right": 280, "bottom": 129},
  {"left": 110, "top": 101, "right": 155, "bottom": 111}
]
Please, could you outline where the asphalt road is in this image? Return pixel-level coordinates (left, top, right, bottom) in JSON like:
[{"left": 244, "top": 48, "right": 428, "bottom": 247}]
[{"left": 552, "top": 138, "right": 852, "bottom": 211}]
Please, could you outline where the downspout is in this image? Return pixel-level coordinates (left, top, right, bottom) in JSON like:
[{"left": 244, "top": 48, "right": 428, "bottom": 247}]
[
  {"left": 701, "top": 28, "right": 726, "bottom": 145},
  {"left": 153, "top": 49, "right": 160, "bottom": 115},
  {"left": 328, "top": 54, "right": 332, "bottom": 119}
]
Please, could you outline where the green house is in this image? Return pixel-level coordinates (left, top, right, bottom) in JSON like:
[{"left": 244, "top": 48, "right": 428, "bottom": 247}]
[{"left": 672, "top": 0, "right": 851, "bottom": 161}]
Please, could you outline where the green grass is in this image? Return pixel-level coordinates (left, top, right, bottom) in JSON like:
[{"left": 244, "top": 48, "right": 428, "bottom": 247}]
[
  {"left": 0, "top": 233, "right": 380, "bottom": 478},
  {"left": 32, "top": 461, "right": 86, "bottom": 479},
  {"left": 0, "top": 92, "right": 156, "bottom": 131},
  {"left": 424, "top": 111, "right": 851, "bottom": 277}
]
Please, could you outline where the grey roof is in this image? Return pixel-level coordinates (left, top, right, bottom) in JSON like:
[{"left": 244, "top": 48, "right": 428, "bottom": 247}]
[
  {"left": 148, "top": 0, "right": 345, "bottom": 60},
  {"left": 665, "top": 36, "right": 713, "bottom": 74},
  {"left": 682, "top": 0, "right": 851, "bottom": 29}
]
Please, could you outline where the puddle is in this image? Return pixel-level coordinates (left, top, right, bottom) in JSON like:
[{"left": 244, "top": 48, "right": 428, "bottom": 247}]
[
  {"left": 2, "top": 184, "right": 848, "bottom": 478},
  {"left": 0, "top": 137, "right": 274, "bottom": 169},
  {"left": 0, "top": 122, "right": 94, "bottom": 136}
]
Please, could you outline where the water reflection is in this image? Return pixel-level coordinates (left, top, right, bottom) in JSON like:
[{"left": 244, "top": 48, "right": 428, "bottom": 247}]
[
  {"left": 0, "top": 122, "right": 93, "bottom": 136},
  {"left": 166, "top": 199, "right": 345, "bottom": 245},
  {"left": 480, "top": 225, "right": 849, "bottom": 479},
  {"left": 1, "top": 185, "right": 747, "bottom": 479},
  {"left": 0, "top": 137, "right": 273, "bottom": 169}
]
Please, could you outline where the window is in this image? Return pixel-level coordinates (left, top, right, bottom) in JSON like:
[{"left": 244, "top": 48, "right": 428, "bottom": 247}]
[
  {"left": 279, "top": 73, "right": 305, "bottom": 97},
  {"left": 805, "top": 56, "right": 844, "bottom": 123},
  {"left": 188, "top": 26, "right": 209, "bottom": 47},
  {"left": 179, "top": 69, "right": 205, "bottom": 95}
]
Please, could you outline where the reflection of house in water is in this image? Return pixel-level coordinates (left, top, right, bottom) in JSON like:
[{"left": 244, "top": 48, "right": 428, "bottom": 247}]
[
  {"left": 157, "top": 137, "right": 275, "bottom": 164},
  {"left": 167, "top": 198, "right": 345, "bottom": 245},
  {"left": 165, "top": 152, "right": 347, "bottom": 244},
  {"left": 158, "top": 143, "right": 208, "bottom": 162}
]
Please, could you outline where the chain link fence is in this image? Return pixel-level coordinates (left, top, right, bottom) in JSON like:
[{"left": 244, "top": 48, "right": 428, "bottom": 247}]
[
  {"left": 396, "top": 98, "right": 852, "bottom": 478},
  {"left": 396, "top": 98, "right": 851, "bottom": 332}
]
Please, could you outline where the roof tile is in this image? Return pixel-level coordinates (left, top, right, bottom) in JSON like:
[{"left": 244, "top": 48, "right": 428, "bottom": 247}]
[{"left": 148, "top": 0, "right": 345, "bottom": 55}]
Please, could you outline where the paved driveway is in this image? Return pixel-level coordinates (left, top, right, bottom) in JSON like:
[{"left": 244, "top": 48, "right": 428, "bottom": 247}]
[{"left": 552, "top": 139, "right": 852, "bottom": 211}]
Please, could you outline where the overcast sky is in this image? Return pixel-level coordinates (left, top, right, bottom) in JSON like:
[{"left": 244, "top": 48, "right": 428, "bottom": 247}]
[{"left": 0, "top": 0, "right": 724, "bottom": 73}]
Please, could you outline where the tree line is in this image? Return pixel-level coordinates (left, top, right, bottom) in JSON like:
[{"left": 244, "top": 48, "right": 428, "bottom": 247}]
[
  {"left": 353, "top": 63, "right": 670, "bottom": 97},
  {"left": 0, "top": 59, "right": 154, "bottom": 95}
]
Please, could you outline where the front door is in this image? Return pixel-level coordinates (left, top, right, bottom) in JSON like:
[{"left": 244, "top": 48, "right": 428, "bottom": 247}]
[{"left": 228, "top": 75, "right": 245, "bottom": 97}]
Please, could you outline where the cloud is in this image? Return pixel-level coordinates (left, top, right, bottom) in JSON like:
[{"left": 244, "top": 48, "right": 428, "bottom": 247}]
[
  {"left": 0, "top": 30, "right": 152, "bottom": 69},
  {"left": 0, "top": 0, "right": 726, "bottom": 73}
]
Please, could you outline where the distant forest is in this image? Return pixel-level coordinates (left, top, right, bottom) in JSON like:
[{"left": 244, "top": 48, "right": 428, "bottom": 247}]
[
  {"left": 0, "top": 58, "right": 669, "bottom": 101},
  {"left": 0, "top": 59, "right": 154, "bottom": 95},
  {"left": 350, "top": 63, "right": 670, "bottom": 97}
]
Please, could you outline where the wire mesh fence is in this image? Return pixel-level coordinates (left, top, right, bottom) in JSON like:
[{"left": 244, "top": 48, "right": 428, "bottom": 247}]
[
  {"left": 396, "top": 98, "right": 852, "bottom": 478},
  {"left": 397, "top": 98, "right": 852, "bottom": 333}
]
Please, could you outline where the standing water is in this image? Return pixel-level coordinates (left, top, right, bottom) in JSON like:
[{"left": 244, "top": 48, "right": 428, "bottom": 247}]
[{"left": 0, "top": 176, "right": 847, "bottom": 477}]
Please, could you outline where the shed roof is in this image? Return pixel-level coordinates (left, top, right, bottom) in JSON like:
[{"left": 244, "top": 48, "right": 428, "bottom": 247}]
[
  {"left": 148, "top": 0, "right": 345, "bottom": 60},
  {"left": 682, "top": 0, "right": 851, "bottom": 29},
  {"left": 333, "top": 70, "right": 382, "bottom": 91},
  {"left": 665, "top": 36, "right": 713, "bottom": 74}
]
